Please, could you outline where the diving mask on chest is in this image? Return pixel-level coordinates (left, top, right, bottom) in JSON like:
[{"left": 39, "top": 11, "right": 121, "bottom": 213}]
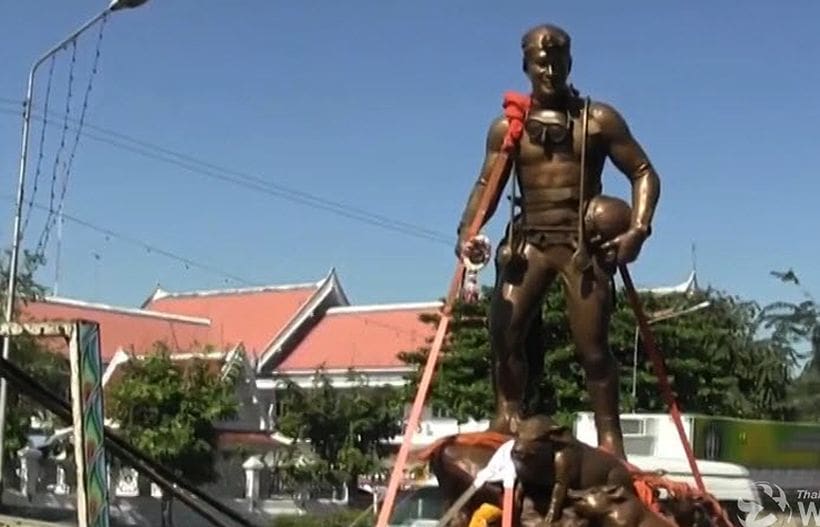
[{"left": 525, "top": 108, "right": 572, "bottom": 145}]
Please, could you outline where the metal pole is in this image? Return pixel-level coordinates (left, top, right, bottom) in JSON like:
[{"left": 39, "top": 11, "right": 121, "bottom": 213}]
[
  {"left": 54, "top": 204, "right": 63, "bottom": 295},
  {"left": 0, "top": 4, "right": 113, "bottom": 496},
  {"left": 631, "top": 325, "right": 639, "bottom": 410}
]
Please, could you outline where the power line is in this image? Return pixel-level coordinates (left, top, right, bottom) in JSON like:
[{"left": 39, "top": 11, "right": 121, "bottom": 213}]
[
  {"left": 0, "top": 99, "right": 455, "bottom": 247},
  {"left": 0, "top": 99, "right": 459, "bottom": 335},
  {"left": 21, "top": 55, "right": 56, "bottom": 238},
  {"left": 37, "top": 15, "right": 109, "bottom": 258},
  {"left": 0, "top": 193, "right": 257, "bottom": 287},
  {"left": 4, "top": 195, "right": 444, "bottom": 345},
  {"left": 4, "top": 194, "right": 440, "bottom": 339}
]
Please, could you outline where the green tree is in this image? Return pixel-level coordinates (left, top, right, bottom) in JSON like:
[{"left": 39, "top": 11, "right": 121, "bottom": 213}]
[
  {"left": 760, "top": 269, "right": 820, "bottom": 421},
  {"left": 275, "top": 368, "right": 404, "bottom": 496},
  {"left": 270, "top": 508, "right": 373, "bottom": 527},
  {"left": 0, "top": 250, "right": 71, "bottom": 464},
  {"left": 4, "top": 335, "right": 70, "bottom": 456},
  {"left": 0, "top": 249, "right": 48, "bottom": 308},
  {"left": 790, "top": 359, "right": 820, "bottom": 421},
  {"left": 399, "top": 281, "right": 798, "bottom": 425},
  {"left": 105, "top": 343, "right": 238, "bottom": 527}
]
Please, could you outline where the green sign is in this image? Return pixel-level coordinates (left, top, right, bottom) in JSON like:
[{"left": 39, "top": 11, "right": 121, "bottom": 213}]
[{"left": 692, "top": 415, "right": 820, "bottom": 469}]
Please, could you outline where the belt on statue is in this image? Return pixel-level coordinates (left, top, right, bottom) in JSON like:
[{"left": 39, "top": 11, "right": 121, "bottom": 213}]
[{"left": 519, "top": 226, "right": 578, "bottom": 247}]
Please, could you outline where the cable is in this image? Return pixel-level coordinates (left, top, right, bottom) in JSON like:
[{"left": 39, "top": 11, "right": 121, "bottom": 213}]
[
  {"left": 21, "top": 55, "right": 57, "bottom": 238},
  {"left": 38, "top": 14, "right": 109, "bottom": 258},
  {"left": 0, "top": 99, "right": 455, "bottom": 247},
  {"left": 5, "top": 192, "right": 445, "bottom": 339},
  {"left": 0, "top": 193, "right": 257, "bottom": 287},
  {"left": 0, "top": 99, "right": 457, "bottom": 338},
  {"left": 37, "top": 39, "right": 77, "bottom": 257}
]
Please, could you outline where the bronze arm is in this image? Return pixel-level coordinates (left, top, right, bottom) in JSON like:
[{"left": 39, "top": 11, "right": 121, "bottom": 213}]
[
  {"left": 457, "top": 116, "right": 513, "bottom": 243},
  {"left": 594, "top": 103, "right": 660, "bottom": 236}
]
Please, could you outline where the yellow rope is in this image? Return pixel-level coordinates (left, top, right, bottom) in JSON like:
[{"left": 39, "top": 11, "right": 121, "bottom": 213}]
[{"left": 469, "top": 503, "right": 503, "bottom": 527}]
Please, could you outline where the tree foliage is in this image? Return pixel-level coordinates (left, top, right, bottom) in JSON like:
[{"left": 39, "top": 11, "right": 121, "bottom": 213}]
[
  {"left": 270, "top": 508, "right": 373, "bottom": 527},
  {"left": 106, "top": 343, "right": 239, "bottom": 526},
  {"left": 105, "top": 343, "right": 239, "bottom": 484},
  {"left": 0, "top": 250, "right": 70, "bottom": 458},
  {"left": 399, "top": 280, "right": 799, "bottom": 425},
  {"left": 4, "top": 335, "right": 70, "bottom": 456},
  {"left": 0, "top": 249, "right": 47, "bottom": 308},
  {"left": 274, "top": 368, "right": 404, "bottom": 490},
  {"left": 759, "top": 269, "right": 820, "bottom": 421}
]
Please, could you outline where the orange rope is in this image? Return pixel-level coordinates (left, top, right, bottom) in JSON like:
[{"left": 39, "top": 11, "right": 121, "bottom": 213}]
[
  {"left": 373, "top": 93, "right": 529, "bottom": 527},
  {"left": 619, "top": 265, "right": 707, "bottom": 494},
  {"left": 419, "top": 436, "right": 734, "bottom": 527},
  {"left": 502, "top": 485, "right": 514, "bottom": 527},
  {"left": 412, "top": 431, "right": 512, "bottom": 464},
  {"left": 620, "top": 455, "right": 734, "bottom": 527}
]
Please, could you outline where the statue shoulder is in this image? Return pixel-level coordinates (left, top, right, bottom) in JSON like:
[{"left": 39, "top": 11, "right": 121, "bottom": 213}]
[
  {"left": 485, "top": 115, "right": 510, "bottom": 151},
  {"left": 588, "top": 100, "right": 632, "bottom": 139}
]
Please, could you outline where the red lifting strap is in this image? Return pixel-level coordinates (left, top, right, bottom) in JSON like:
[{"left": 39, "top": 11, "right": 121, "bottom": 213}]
[
  {"left": 502, "top": 91, "right": 531, "bottom": 151},
  {"left": 374, "top": 92, "right": 526, "bottom": 527}
]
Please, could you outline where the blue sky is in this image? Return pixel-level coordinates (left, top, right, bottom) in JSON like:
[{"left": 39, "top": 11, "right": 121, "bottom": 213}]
[{"left": 1, "top": 1, "right": 819, "bottom": 311}]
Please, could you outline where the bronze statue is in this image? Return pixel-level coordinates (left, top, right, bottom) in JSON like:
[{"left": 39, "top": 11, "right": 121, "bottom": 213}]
[
  {"left": 567, "top": 485, "right": 678, "bottom": 527},
  {"left": 456, "top": 23, "right": 661, "bottom": 457},
  {"left": 511, "top": 415, "right": 636, "bottom": 526},
  {"left": 413, "top": 425, "right": 715, "bottom": 527}
]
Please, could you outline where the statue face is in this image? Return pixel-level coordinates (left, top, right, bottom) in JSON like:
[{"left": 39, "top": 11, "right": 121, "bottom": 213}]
[{"left": 523, "top": 29, "right": 571, "bottom": 100}]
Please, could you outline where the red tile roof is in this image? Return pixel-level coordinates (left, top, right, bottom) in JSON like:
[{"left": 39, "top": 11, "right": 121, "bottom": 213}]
[
  {"left": 142, "top": 283, "right": 321, "bottom": 357},
  {"left": 20, "top": 297, "right": 213, "bottom": 361},
  {"left": 276, "top": 302, "right": 442, "bottom": 371}
]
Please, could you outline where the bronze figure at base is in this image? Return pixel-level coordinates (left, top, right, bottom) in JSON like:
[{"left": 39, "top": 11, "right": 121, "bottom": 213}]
[{"left": 411, "top": 416, "right": 726, "bottom": 527}]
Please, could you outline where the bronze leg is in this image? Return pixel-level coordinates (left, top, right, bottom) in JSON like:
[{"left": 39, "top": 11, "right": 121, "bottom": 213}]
[
  {"left": 523, "top": 308, "right": 547, "bottom": 416},
  {"left": 560, "top": 251, "right": 626, "bottom": 459},
  {"left": 488, "top": 242, "right": 556, "bottom": 434}
]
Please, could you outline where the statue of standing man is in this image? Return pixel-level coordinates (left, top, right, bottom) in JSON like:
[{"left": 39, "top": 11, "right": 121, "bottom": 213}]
[{"left": 456, "top": 24, "right": 661, "bottom": 459}]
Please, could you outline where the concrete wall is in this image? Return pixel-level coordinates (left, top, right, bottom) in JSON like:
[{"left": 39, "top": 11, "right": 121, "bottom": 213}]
[{"left": 4, "top": 489, "right": 324, "bottom": 526}]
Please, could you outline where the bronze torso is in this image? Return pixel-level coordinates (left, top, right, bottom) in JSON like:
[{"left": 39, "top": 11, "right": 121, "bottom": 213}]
[{"left": 515, "top": 98, "right": 605, "bottom": 237}]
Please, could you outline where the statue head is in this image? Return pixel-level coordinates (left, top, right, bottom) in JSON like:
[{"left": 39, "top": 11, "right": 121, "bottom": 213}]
[{"left": 521, "top": 24, "right": 573, "bottom": 102}]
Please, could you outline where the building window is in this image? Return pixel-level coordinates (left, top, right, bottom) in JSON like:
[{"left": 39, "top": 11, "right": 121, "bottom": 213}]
[
  {"left": 621, "top": 418, "right": 645, "bottom": 435},
  {"left": 271, "top": 390, "right": 290, "bottom": 419}
]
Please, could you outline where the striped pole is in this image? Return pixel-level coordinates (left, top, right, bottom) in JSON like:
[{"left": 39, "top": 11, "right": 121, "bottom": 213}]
[{"left": 69, "top": 321, "right": 109, "bottom": 527}]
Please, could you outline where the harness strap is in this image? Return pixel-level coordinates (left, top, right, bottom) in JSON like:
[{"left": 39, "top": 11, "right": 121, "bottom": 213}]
[{"left": 572, "top": 97, "right": 592, "bottom": 271}]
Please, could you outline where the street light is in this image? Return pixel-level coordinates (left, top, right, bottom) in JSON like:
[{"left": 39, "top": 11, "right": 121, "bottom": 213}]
[
  {"left": 630, "top": 300, "right": 711, "bottom": 411},
  {"left": 110, "top": 0, "right": 150, "bottom": 10},
  {"left": 0, "top": 0, "right": 150, "bottom": 494}
]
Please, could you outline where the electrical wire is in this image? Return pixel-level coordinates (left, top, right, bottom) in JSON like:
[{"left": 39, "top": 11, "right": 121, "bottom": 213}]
[
  {"left": 0, "top": 99, "right": 455, "bottom": 247},
  {"left": 21, "top": 55, "right": 57, "bottom": 238},
  {"left": 6, "top": 193, "right": 441, "bottom": 340},
  {"left": 0, "top": 98, "right": 456, "bottom": 339},
  {"left": 37, "top": 14, "right": 108, "bottom": 257},
  {"left": 0, "top": 193, "right": 257, "bottom": 287}
]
